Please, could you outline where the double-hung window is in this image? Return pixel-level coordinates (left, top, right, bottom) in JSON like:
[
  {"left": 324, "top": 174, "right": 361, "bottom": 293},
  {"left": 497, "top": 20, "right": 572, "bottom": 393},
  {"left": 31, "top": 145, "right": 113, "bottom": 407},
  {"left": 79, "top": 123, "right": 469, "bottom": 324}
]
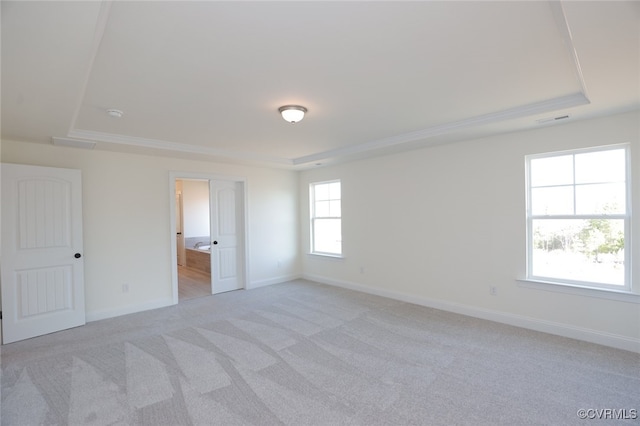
[
  {"left": 526, "top": 144, "right": 630, "bottom": 290},
  {"left": 310, "top": 180, "right": 342, "bottom": 256}
]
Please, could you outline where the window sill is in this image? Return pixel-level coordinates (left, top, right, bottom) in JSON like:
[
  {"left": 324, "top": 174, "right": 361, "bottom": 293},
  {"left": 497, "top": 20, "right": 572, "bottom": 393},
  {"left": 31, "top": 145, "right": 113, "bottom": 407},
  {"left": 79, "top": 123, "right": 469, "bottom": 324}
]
[
  {"left": 307, "top": 252, "right": 344, "bottom": 260},
  {"left": 517, "top": 279, "right": 640, "bottom": 304}
]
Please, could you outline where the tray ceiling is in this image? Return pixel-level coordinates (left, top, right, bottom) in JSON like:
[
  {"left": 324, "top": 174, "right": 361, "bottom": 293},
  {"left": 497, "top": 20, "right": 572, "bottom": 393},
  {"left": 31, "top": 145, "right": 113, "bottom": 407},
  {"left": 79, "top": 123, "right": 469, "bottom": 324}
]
[{"left": 2, "top": 1, "right": 638, "bottom": 168}]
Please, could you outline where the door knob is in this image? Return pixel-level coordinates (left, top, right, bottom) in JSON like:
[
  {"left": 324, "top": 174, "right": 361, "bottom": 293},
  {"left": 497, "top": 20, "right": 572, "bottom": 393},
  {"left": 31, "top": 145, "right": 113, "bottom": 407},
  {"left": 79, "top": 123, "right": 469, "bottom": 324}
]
[
  {"left": 212, "top": 241, "right": 218, "bottom": 245},
  {"left": 74, "top": 253, "right": 82, "bottom": 259}
]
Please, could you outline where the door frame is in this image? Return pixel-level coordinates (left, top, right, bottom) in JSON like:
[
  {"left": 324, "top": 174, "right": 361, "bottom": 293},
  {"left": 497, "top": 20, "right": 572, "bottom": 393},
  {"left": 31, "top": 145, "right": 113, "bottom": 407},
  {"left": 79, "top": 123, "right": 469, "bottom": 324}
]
[{"left": 168, "top": 171, "right": 250, "bottom": 304}]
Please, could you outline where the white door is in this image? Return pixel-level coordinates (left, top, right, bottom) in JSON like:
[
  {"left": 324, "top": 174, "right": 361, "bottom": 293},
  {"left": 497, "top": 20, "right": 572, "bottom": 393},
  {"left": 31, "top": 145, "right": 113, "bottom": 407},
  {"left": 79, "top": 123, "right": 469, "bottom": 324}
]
[
  {"left": 210, "top": 180, "right": 244, "bottom": 294},
  {"left": 176, "top": 192, "right": 185, "bottom": 266},
  {"left": 1, "top": 163, "right": 86, "bottom": 343}
]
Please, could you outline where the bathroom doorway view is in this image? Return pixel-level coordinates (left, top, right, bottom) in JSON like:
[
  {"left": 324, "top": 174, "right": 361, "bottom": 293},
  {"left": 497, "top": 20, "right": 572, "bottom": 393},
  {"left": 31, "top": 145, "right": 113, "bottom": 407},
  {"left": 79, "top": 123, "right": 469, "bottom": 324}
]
[
  {"left": 176, "top": 179, "right": 212, "bottom": 301},
  {"left": 172, "top": 174, "right": 247, "bottom": 303}
]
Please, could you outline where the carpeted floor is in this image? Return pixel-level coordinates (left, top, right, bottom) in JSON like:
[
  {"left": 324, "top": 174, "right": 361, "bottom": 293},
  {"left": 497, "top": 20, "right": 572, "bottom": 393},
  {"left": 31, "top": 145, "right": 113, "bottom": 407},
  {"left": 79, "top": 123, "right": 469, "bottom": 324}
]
[{"left": 1, "top": 279, "right": 638, "bottom": 425}]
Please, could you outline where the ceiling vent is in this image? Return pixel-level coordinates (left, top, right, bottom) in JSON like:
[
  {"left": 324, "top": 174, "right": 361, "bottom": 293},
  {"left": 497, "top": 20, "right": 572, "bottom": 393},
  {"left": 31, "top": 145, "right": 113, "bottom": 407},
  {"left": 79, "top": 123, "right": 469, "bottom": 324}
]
[
  {"left": 51, "top": 137, "right": 96, "bottom": 150},
  {"left": 536, "top": 114, "right": 571, "bottom": 125}
]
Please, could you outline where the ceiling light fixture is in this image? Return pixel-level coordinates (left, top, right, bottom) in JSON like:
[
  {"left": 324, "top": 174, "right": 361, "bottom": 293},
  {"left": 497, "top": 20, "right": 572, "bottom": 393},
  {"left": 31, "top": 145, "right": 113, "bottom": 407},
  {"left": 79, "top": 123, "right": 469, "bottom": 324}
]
[
  {"left": 106, "top": 109, "right": 124, "bottom": 118},
  {"left": 278, "top": 105, "right": 307, "bottom": 124}
]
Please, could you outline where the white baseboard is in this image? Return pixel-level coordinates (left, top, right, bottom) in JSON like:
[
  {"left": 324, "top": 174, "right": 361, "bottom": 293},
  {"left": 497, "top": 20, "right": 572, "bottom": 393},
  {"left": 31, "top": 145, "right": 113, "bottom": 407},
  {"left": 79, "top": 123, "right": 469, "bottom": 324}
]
[
  {"left": 303, "top": 273, "right": 640, "bottom": 354},
  {"left": 249, "top": 274, "right": 302, "bottom": 289},
  {"left": 86, "top": 297, "right": 174, "bottom": 322},
  {"left": 86, "top": 274, "right": 303, "bottom": 323}
]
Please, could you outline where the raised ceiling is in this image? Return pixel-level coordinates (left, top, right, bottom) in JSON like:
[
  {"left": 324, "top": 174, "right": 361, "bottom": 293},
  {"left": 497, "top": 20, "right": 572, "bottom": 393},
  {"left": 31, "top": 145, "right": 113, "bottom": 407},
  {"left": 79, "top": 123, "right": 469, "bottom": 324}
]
[{"left": 2, "top": 1, "right": 638, "bottom": 169}]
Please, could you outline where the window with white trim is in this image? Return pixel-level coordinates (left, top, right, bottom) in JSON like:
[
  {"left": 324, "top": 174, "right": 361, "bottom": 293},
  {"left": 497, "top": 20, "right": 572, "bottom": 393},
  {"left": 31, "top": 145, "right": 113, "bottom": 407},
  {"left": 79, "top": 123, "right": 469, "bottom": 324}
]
[
  {"left": 310, "top": 180, "right": 342, "bottom": 256},
  {"left": 526, "top": 144, "right": 630, "bottom": 290}
]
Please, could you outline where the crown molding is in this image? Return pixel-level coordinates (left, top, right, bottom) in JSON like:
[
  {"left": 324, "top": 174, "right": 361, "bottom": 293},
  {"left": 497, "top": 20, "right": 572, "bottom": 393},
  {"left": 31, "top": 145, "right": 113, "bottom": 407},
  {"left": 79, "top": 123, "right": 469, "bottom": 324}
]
[
  {"left": 66, "top": 129, "right": 294, "bottom": 166},
  {"left": 292, "top": 92, "right": 590, "bottom": 166},
  {"left": 64, "top": 91, "right": 589, "bottom": 168},
  {"left": 67, "top": 1, "right": 113, "bottom": 135},
  {"left": 549, "top": 0, "right": 589, "bottom": 99}
]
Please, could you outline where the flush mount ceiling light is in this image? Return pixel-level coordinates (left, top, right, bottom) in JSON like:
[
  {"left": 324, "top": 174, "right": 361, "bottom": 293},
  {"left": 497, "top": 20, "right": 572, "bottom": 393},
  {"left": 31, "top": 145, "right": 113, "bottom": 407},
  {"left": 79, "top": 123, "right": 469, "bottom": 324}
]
[
  {"left": 278, "top": 105, "right": 307, "bottom": 124},
  {"left": 106, "top": 109, "right": 124, "bottom": 118}
]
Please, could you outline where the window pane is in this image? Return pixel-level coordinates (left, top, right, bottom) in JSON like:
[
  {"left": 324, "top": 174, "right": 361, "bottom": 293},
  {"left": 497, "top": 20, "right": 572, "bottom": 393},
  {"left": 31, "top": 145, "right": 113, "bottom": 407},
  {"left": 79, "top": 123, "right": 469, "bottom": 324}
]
[
  {"left": 531, "top": 186, "right": 573, "bottom": 215},
  {"left": 575, "top": 149, "right": 625, "bottom": 184},
  {"left": 329, "top": 200, "right": 341, "bottom": 217},
  {"left": 315, "top": 200, "right": 329, "bottom": 217},
  {"left": 530, "top": 155, "right": 573, "bottom": 187},
  {"left": 329, "top": 182, "right": 341, "bottom": 199},
  {"left": 531, "top": 219, "right": 625, "bottom": 286},
  {"left": 313, "top": 218, "right": 342, "bottom": 254},
  {"left": 314, "top": 183, "right": 329, "bottom": 201},
  {"left": 576, "top": 183, "right": 625, "bottom": 215}
]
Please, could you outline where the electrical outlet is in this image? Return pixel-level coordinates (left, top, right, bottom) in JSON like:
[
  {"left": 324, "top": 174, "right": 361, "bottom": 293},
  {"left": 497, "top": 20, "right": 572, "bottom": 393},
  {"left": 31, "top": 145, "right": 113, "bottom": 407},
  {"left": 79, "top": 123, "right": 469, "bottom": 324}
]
[
  {"left": 360, "top": 266, "right": 365, "bottom": 274},
  {"left": 489, "top": 286, "right": 497, "bottom": 296},
  {"left": 122, "top": 283, "right": 129, "bottom": 293}
]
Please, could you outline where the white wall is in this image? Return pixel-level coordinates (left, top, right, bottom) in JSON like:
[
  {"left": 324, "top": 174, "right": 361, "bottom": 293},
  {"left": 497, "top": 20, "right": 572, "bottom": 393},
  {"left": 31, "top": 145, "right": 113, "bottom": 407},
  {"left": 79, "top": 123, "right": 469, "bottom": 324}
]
[
  {"left": 181, "top": 179, "right": 210, "bottom": 239},
  {"left": 2, "top": 111, "right": 637, "bottom": 351},
  {"left": 1, "top": 140, "right": 300, "bottom": 320},
  {"left": 300, "top": 111, "right": 640, "bottom": 352}
]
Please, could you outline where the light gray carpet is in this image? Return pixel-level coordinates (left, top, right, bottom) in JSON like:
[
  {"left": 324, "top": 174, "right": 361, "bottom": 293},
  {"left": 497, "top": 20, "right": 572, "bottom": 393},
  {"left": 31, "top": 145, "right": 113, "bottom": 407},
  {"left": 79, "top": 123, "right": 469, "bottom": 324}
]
[{"left": 1, "top": 280, "right": 638, "bottom": 425}]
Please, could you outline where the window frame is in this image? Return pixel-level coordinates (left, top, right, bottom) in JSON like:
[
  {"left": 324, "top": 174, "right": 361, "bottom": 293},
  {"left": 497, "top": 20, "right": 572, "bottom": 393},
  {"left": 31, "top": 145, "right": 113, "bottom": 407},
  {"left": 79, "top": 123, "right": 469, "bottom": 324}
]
[
  {"left": 309, "top": 179, "right": 342, "bottom": 257},
  {"left": 525, "top": 143, "right": 632, "bottom": 292}
]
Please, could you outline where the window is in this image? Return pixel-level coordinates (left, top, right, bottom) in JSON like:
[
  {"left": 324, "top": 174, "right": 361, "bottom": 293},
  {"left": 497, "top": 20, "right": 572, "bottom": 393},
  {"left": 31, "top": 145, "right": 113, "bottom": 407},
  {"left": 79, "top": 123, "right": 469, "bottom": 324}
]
[
  {"left": 310, "top": 180, "right": 342, "bottom": 256},
  {"left": 526, "top": 145, "right": 630, "bottom": 290}
]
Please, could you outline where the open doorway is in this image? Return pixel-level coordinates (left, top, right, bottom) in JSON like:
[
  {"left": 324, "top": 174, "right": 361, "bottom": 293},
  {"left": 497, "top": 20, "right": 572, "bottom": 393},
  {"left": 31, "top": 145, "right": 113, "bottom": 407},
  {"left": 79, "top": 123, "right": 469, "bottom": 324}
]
[
  {"left": 176, "top": 179, "right": 212, "bottom": 301},
  {"left": 170, "top": 172, "right": 248, "bottom": 304}
]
